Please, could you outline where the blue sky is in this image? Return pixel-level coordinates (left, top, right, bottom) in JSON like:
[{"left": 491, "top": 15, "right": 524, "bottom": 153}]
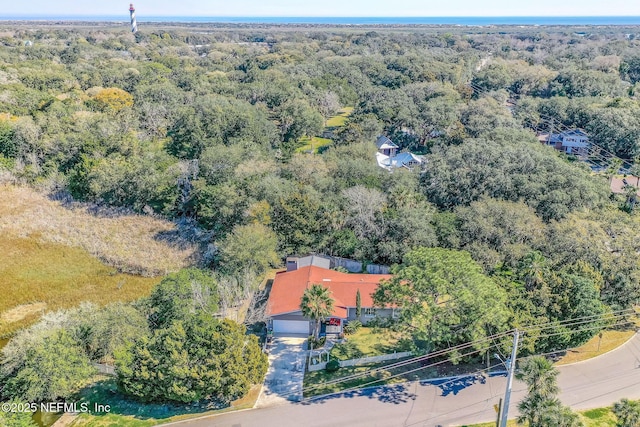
[{"left": 5, "top": 0, "right": 640, "bottom": 17}]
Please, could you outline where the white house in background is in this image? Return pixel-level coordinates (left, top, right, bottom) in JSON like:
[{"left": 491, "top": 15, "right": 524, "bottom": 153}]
[
  {"left": 539, "top": 129, "right": 590, "bottom": 156},
  {"left": 376, "top": 135, "right": 398, "bottom": 157},
  {"left": 375, "top": 135, "right": 425, "bottom": 171}
]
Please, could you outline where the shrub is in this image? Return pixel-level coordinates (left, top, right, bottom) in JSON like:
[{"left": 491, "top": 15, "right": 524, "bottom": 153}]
[
  {"left": 115, "top": 315, "right": 267, "bottom": 403},
  {"left": 344, "top": 320, "right": 362, "bottom": 335},
  {"left": 326, "top": 359, "right": 340, "bottom": 372},
  {"left": 308, "top": 335, "right": 326, "bottom": 349}
]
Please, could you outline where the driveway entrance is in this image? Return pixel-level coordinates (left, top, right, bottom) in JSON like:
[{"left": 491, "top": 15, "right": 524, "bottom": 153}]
[{"left": 255, "top": 335, "right": 307, "bottom": 407}]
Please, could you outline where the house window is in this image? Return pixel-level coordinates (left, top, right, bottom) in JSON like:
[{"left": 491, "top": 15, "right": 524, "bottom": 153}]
[{"left": 364, "top": 308, "right": 376, "bottom": 316}]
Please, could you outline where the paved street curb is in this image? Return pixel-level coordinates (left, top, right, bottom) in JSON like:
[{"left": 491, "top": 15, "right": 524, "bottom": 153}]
[{"left": 155, "top": 407, "right": 258, "bottom": 427}]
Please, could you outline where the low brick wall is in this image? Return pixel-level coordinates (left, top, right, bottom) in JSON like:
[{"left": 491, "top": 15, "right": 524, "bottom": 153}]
[{"left": 308, "top": 361, "right": 328, "bottom": 372}]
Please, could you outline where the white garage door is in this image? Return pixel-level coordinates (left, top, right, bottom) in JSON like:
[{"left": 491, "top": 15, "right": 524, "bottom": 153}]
[{"left": 272, "top": 320, "right": 309, "bottom": 335}]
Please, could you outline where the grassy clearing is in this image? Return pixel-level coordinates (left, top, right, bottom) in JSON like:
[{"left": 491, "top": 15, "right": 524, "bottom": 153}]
[
  {"left": 325, "top": 107, "right": 353, "bottom": 128},
  {"left": 0, "top": 183, "right": 198, "bottom": 277},
  {"left": 70, "top": 378, "right": 261, "bottom": 427},
  {"left": 296, "top": 136, "right": 332, "bottom": 154},
  {"left": 0, "top": 302, "right": 47, "bottom": 324},
  {"left": 296, "top": 107, "right": 353, "bottom": 154},
  {"left": 331, "top": 327, "right": 403, "bottom": 361},
  {"left": 555, "top": 328, "right": 637, "bottom": 366},
  {"left": 580, "top": 407, "right": 618, "bottom": 427},
  {"left": 555, "top": 312, "right": 639, "bottom": 366},
  {"left": 0, "top": 236, "right": 159, "bottom": 336}
]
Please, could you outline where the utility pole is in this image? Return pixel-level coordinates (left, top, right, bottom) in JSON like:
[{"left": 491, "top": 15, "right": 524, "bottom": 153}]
[{"left": 499, "top": 329, "right": 519, "bottom": 427}]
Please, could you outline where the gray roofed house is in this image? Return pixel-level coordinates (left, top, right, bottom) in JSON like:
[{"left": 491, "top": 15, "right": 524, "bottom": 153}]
[
  {"left": 374, "top": 135, "right": 424, "bottom": 171},
  {"left": 539, "top": 129, "right": 589, "bottom": 156},
  {"left": 375, "top": 136, "right": 399, "bottom": 157}
]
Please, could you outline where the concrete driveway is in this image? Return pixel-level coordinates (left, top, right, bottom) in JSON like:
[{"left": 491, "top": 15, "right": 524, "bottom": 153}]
[{"left": 255, "top": 335, "right": 307, "bottom": 408}]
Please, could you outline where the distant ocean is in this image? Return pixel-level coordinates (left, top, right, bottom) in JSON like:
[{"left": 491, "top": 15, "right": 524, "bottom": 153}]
[{"left": 2, "top": 16, "right": 640, "bottom": 25}]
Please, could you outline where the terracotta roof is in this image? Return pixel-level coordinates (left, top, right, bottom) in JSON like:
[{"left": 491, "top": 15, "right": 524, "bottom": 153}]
[
  {"left": 266, "top": 266, "right": 392, "bottom": 318},
  {"left": 611, "top": 176, "right": 640, "bottom": 196}
]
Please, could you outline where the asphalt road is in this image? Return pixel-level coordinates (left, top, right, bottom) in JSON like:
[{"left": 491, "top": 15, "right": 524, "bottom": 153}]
[{"left": 161, "top": 333, "right": 640, "bottom": 427}]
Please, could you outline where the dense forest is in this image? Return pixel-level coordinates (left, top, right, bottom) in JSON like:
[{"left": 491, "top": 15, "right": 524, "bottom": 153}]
[{"left": 1, "top": 24, "right": 640, "bottom": 408}]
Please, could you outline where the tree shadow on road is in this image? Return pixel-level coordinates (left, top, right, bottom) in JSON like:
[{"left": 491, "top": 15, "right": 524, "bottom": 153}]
[
  {"left": 301, "top": 383, "right": 417, "bottom": 406},
  {"left": 421, "top": 371, "right": 507, "bottom": 397}
]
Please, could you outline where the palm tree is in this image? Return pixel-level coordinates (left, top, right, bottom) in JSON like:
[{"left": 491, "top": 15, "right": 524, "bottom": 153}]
[
  {"left": 517, "top": 356, "right": 559, "bottom": 399},
  {"left": 516, "top": 356, "right": 582, "bottom": 427},
  {"left": 612, "top": 398, "right": 640, "bottom": 427},
  {"left": 300, "top": 284, "right": 335, "bottom": 340},
  {"left": 518, "top": 251, "right": 548, "bottom": 291}
]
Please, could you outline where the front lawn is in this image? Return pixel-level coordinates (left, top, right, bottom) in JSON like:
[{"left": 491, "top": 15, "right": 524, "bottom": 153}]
[
  {"left": 330, "top": 326, "right": 406, "bottom": 361},
  {"left": 305, "top": 326, "right": 423, "bottom": 397},
  {"left": 303, "top": 356, "right": 424, "bottom": 398}
]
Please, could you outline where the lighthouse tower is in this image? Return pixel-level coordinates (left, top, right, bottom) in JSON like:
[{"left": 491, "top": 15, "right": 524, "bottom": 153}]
[{"left": 129, "top": 3, "right": 138, "bottom": 33}]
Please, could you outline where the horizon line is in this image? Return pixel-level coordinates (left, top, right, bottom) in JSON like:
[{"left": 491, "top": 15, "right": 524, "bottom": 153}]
[{"left": 3, "top": 14, "right": 640, "bottom": 18}]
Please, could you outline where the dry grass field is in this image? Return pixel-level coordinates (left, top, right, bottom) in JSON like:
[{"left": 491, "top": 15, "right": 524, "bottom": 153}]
[
  {"left": 0, "top": 183, "right": 199, "bottom": 276},
  {"left": 0, "top": 183, "right": 201, "bottom": 336}
]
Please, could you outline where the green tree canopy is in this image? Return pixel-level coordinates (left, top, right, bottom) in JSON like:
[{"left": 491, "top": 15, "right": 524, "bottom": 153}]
[
  {"left": 1, "top": 330, "right": 95, "bottom": 402},
  {"left": 115, "top": 315, "right": 267, "bottom": 403},
  {"left": 148, "top": 268, "right": 219, "bottom": 330},
  {"left": 421, "top": 129, "right": 609, "bottom": 221},
  {"left": 217, "top": 222, "right": 280, "bottom": 275},
  {"left": 0, "top": 400, "right": 37, "bottom": 427},
  {"left": 69, "top": 302, "right": 150, "bottom": 364},
  {"left": 373, "top": 247, "right": 509, "bottom": 354}
]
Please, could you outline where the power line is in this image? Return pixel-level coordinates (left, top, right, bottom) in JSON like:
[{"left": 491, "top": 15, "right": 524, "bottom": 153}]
[
  {"left": 303, "top": 331, "right": 511, "bottom": 393},
  {"left": 526, "top": 308, "right": 637, "bottom": 330},
  {"left": 298, "top": 310, "right": 634, "bottom": 399},
  {"left": 520, "top": 309, "right": 636, "bottom": 333},
  {"left": 403, "top": 328, "right": 639, "bottom": 427},
  {"left": 526, "top": 319, "right": 635, "bottom": 341},
  {"left": 303, "top": 341, "right": 502, "bottom": 402}
]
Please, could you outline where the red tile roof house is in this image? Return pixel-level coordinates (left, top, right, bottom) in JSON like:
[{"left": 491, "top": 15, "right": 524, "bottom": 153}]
[{"left": 266, "top": 265, "right": 395, "bottom": 336}]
